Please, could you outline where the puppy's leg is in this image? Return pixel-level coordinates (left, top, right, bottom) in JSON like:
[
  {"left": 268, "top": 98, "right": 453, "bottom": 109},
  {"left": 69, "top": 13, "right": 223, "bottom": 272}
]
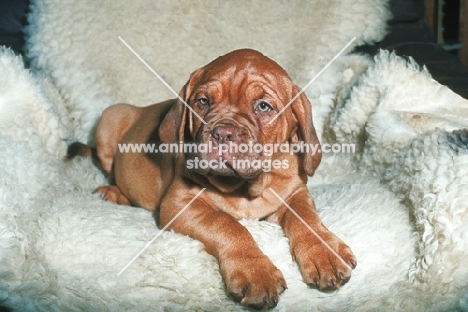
[
  {"left": 160, "top": 185, "right": 286, "bottom": 310},
  {"left": 69, "top": 104, "right": 143, "bottom": 206},
  {"left": 67, "top": 143, "right": 131, "bottom": 206},
  {"left": 95, "top": 103, "right": 143, "bottom": 174},
  {"left": 272, "top": 187, "right": 356, "bottom": 290}
]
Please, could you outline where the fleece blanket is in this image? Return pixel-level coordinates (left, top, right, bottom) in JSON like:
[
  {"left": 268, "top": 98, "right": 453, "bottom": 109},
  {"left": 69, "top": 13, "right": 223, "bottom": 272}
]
[{"left": 1, "top": 0, "right": 468, "bottom": 310}]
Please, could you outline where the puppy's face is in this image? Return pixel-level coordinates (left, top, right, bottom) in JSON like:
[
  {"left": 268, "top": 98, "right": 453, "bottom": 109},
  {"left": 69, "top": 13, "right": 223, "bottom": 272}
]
[
  {"left": 186, "top": 50, "right": 298, "bottom": 180},
  {"left": 159, "top": 49, "right": 321, "bottom": 191}
]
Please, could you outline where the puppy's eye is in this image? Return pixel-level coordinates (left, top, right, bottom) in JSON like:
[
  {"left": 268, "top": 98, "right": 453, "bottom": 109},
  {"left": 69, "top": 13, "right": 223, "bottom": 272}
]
[
  {"left": 197, "top": 98, "right": 210, "bottom": 106},
  {"left": 256, "top": 101, "right": 273, "bottom": 113}
]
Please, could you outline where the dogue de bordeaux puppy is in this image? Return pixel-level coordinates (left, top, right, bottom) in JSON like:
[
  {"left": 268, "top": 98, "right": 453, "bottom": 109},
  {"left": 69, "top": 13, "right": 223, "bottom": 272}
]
[{"left": 68, "top": 49, "right": 356, "bottom": 309}]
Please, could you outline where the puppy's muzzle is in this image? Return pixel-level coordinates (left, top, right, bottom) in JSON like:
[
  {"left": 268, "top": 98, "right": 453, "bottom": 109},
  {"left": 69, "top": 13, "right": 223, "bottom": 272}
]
[{"left": 211, "top": 124, "right": 240, "bottom": 145}]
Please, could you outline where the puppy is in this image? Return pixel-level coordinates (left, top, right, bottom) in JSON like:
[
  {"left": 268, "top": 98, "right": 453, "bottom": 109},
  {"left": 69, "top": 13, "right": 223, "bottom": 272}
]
[{"left": 68, "top": 49, "right": 356, "bottom": 309}]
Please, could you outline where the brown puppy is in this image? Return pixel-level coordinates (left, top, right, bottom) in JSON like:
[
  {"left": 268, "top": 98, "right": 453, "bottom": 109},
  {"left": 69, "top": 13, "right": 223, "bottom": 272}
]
[{"left": 68, "top": 49, "right": 356, "bottom": 309}]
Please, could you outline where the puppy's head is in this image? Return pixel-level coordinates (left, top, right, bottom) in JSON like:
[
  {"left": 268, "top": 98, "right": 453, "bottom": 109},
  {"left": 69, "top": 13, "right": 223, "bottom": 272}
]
[{"left": 159, "top": 49, "right": 321, "bottom": 194}]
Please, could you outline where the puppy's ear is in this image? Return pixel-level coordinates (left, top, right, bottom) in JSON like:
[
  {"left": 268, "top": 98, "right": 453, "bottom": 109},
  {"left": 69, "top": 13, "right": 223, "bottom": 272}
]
[
  {"left": 291, "top": 86, "right": 321, "bottom": 176},
  {"left": 159, "top": 69, "right": 203, "bottom": 144},
  {"left": 158, "top": 95, "right": 187, "bottom": 144}
]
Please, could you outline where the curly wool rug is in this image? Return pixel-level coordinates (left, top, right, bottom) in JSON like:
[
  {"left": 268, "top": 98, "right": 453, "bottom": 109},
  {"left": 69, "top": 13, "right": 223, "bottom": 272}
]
[{"left": 1, "top": 0, "right": 468, "bottom": 311}]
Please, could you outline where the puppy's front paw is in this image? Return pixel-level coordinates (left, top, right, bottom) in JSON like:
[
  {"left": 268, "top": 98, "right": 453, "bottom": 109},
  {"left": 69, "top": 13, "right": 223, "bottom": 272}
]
[
  {"left": 293, "top": 231, "right": 356, "bottom": 290},
  {"left": 221, "top": 255, "right": 286, "bottom": 309}
]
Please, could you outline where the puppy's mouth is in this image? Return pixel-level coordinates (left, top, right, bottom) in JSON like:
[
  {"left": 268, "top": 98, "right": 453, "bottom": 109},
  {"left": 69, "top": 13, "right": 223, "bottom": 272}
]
[{"left": 184, "top": 119, "right": 268, "bottom": 180}]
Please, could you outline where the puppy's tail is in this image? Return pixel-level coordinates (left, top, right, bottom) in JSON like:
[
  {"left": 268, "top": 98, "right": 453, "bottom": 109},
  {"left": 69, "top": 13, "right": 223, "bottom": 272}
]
[{"left": 66, "top": 142, "right": 98, "bottom": 161}]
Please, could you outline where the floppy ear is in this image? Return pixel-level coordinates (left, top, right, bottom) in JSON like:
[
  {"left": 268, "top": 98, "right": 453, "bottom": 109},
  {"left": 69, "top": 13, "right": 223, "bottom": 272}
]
[
  {"left": 159, "top": 69, "right": 203, "bottom": 144},
  {"left": 158, "top": 95, "right": 187, "bottom": 144},
  {"left": 291, "top": 87, "right": 322, "bottom": 176}
]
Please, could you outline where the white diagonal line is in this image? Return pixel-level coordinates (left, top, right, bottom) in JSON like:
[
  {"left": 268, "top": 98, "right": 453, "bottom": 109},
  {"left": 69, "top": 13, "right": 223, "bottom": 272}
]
[
  {"left": 118, "top": 36, "right": 206, "bottom": 124},
  {"left": 268, "top": 188, "right": 354, "bottom": 273},
  {"left": 268, "top": 37, "right": 356, "bottom": 124},
  {"left": 117, "top": 188, "right": 206, "bottom": 276}
]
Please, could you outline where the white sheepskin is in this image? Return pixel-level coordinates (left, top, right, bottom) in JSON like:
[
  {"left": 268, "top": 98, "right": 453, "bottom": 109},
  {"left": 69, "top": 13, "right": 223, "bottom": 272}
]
[
  {"left": 1, "top": 0, "right": 468, "bottom": 310},
  {"left": 24, "top": 0, "right": 391, "bottom": 144}
]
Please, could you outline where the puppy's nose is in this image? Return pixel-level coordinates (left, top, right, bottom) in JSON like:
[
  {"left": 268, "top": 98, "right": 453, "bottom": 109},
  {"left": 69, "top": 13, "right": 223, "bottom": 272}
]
[{"left": 212, "top": 125, "right": 239, "bottom": 143}]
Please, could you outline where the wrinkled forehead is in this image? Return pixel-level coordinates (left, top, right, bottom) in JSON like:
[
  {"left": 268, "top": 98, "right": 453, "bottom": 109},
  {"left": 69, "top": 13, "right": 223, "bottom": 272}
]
[
  {"left": 204, "top": 50, "right": 291, "bottom": 82},
  {"left": 193, "top": 50, "right": 293, "bottom": 100}
]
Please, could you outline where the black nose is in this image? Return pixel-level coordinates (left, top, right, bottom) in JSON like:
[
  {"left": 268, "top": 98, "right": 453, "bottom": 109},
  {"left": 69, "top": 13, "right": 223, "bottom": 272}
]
[{"left": 212, "top": 125, "right": 239, "bottom": 143}]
